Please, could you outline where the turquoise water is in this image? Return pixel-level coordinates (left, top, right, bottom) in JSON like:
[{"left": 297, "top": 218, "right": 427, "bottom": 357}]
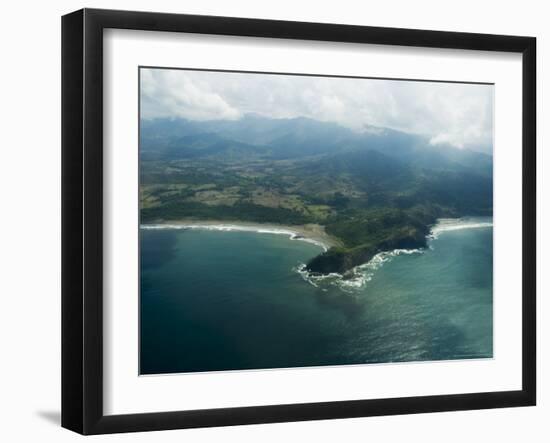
[{"left": 140, "top": 218, "right": 493, "bottom": 374}]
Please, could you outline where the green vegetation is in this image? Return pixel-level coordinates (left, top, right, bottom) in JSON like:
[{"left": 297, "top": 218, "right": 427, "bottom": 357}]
[
  {"left": 307, "top": 206, "right": 443, "bottom": 273},
  {"left": 140, "top": 115, "right": 492, "bottom": 275}
]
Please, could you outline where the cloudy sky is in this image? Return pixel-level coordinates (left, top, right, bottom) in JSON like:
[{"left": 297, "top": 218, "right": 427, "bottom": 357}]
[{"left": 140, "top": 68, "right": 493, "bottom": 151}]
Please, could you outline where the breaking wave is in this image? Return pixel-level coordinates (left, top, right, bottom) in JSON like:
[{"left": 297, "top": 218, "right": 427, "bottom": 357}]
[
  {"left": 295, "top": 248, "right": 423, "bottom": 293},
  {"left": 141, "top": 223, "right": 328, "bottom": 252},
  {"left": 428, "top": 217, "right": 493, "bottom": 240}
]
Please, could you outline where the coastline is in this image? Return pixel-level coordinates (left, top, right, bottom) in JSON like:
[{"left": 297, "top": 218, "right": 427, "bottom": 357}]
[
  {"left": 140, "top": 216, "right": 493, "bottom": 277},
  {"left": 140, "top": 219, "right": 343, "bottom": 251}
]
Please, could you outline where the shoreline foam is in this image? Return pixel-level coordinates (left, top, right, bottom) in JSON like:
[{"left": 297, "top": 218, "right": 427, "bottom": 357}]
[
  {"left": 140, "top": 220, "right": 341, "bottom": 252},
  {"left": 296, "top": 248, "right": 424, "bottom": 293},
  {"left": 428, "top": 217, "right": 493, "bottom": 240}
]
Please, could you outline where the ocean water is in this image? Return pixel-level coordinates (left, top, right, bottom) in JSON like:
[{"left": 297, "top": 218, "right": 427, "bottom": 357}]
[{"left": 140, "top": 217, "right": 493, "bottom": 374}]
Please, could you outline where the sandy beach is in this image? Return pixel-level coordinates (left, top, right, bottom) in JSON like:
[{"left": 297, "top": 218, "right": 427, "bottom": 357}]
[{"left": 140, "top": 219, "right": 342, "bottom": 250}]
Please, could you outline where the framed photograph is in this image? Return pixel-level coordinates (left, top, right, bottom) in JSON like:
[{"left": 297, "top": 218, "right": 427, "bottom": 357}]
[{"left": 62, "top": 8, "right": 536, "bottom": 435}]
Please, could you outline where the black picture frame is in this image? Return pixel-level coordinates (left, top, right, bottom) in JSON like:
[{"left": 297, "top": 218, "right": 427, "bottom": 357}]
[{"left": 62, "top": 8, "right": 536, "bottom": 435}]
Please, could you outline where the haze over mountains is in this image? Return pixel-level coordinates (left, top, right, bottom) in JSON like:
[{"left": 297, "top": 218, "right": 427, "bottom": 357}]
[{"left": 142, "top": 114, "right": 492, "bottom": 167}]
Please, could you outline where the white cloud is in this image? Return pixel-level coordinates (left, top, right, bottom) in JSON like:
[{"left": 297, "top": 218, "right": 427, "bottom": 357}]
[
  {"left": 140, "top": 69, "right": 241, "bottom": 121},
  {"left": 140, "top": 68, "right": 493, "bottom": 150}
]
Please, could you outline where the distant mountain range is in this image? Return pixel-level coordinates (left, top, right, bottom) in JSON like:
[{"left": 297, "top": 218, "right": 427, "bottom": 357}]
[{"left": 141, "top": 113, "right": 492, "bottom": 172}]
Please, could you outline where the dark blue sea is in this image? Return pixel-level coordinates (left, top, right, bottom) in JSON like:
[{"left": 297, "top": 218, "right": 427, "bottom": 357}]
[{"left": 140, "top": 217, "right": 493, "bottom": 374}]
